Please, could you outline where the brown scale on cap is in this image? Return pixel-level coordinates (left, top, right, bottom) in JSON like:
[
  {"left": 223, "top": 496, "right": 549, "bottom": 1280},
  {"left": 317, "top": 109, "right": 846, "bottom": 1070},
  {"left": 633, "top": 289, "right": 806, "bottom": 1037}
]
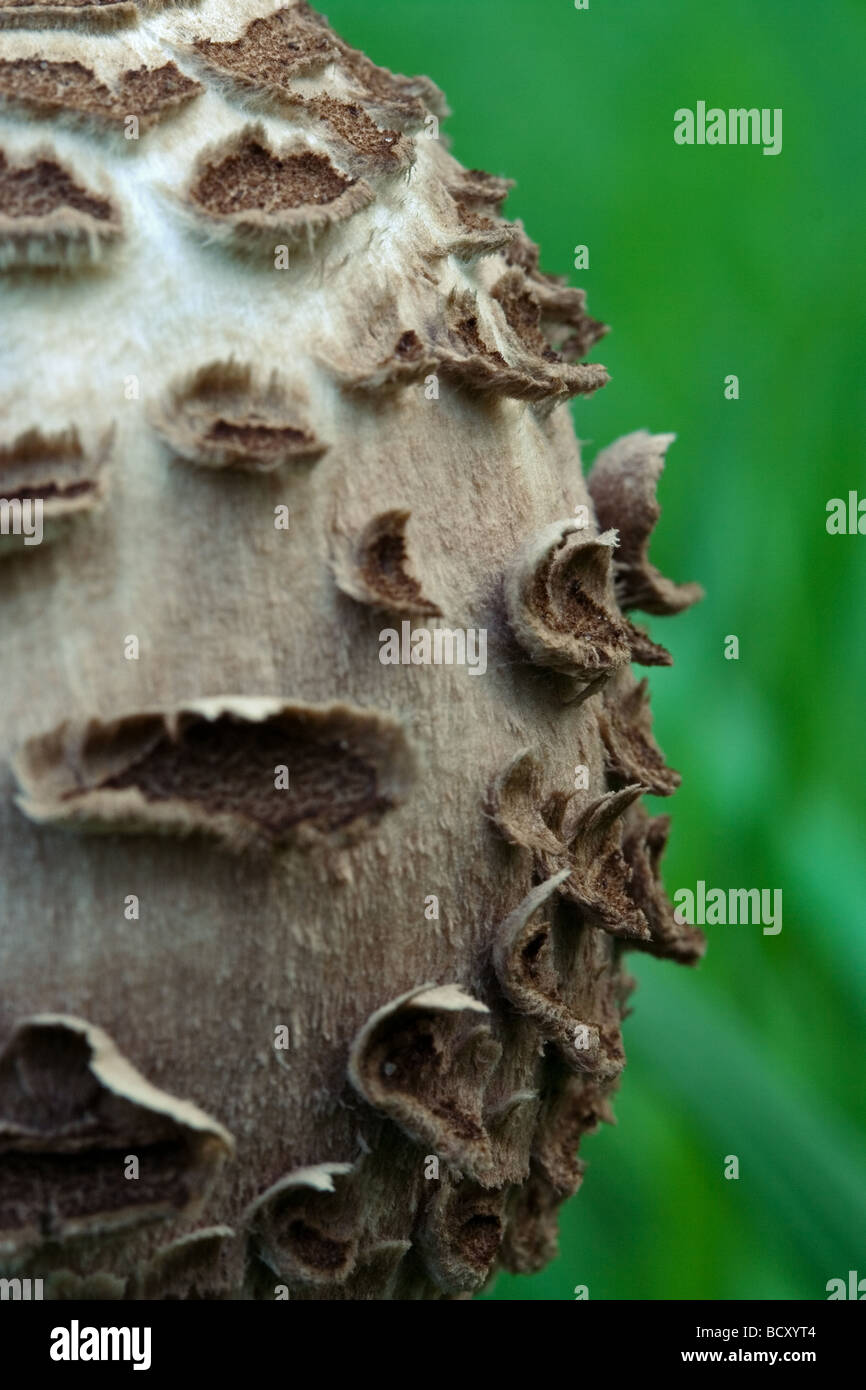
[
  {"left": 500, "top": 1169, "right": 566, "bottom": 1274},
  {"left": 626, "top": 618, "right": 674, "bottom": 667},
  {"left": 191, "top": 3, "right": 445, "bottom": 133},
  {"left": 417, "top": 1180, "right": 509, "bottom": 1295},
  {"left": 492, "top": 269, "right": 562, "bottom": 361},
  {"left": 331, "top": 509, "right": 443, "bottom": 617},
  {"left": 487, "top": 751, "right": 651, "bottom": 942},
  {"left": 0, "top": 1016, "right": 232, "bottom": 1251},
  {"left": 186, "top": 126, "right": 374, "bottom": 249},
  {"left": 436, "top": 169, "right": 515, "bottom": 260},
  {"left": 244, "top": 1165, "right": 361, "bottom": 1289},
  {"left": 597, "top": 666, "right": 682, "bottom": 797},
  {"left": 277, "top": 93, "right": 414, "bottom": 174},
  {"left": 192, "top": 137, "right": 352, "bottom": 217},
  {"left": 622, "top": 802, "right": 707, "bottom": 964},
  {"left": 431, "top": 291, "right": 608, "bottom": 403},
  {"left": 100, "top": 725, "right": 384, "bottom": 836},
  {"left": 445, "top": 198, "right": 515, "bottom": 261},
  {"left": 486, "top": 747, "right": 565, "bottom": 859},
  {"left": 192, "top": 4, "right": 343, "bottom": 90},
  {"left": 331, "top": 325, "right": 436, "bottom": 392},
  {"left": 0, "top": 426, "right": 106, "bottom": 503},
  {"left": 0, "top": 427, "right": 110, "bottom": 551},
  {"left": 0, "top": 147, "right": 121, "bottom": 267},
  {"left": 155, "top": 360, "right": 328, "bottom": 473},
  {"left": 484, "top": 1090, "right": 543, "bottom": 1190},
  {"left": 310, "top": 96, "right": 406, "bottom": 166},
  {"left": 451, "top": 168, "right": 514, "bottom": 210},
  {"left": 13, "top": 699, "right": 415, "bottom": 851},
  {"left": 0, "top": 147, "right": 112, "bottom": 221},
  {"left": 587, "top": 430, "right": 704, "bottom": 615},
  {"left": 0, "top": 0, "right": 139, "bottom": 31},
  {"left": 489, "top": 736, "right": 704, "bottom": 965},
  {"left": 492, "top": 873, "right": 615, "bottom": 1076},
  {"left": 331, "top": 18, "right": 447, "bottom": 129},
  {"left": 333, "top": 289, "right": 608, "bottom": 403},
  {"left": 504, "top": 522, "right": 633, "bottom": 680},
  {"left": 544, "top": 785, "right": 653, "bottom": 941},
  {"left": 531, "top": 1072, "right": 610, "bottom": 1201},
  {"left": 348, "top": 986, "right": 501, "bottom": 1185},
  {"left": 0, "top": 58, "right": 202, "bottom": 131},
  {"left": 501, "top": 222, "right": 609, "bottom": 362}
]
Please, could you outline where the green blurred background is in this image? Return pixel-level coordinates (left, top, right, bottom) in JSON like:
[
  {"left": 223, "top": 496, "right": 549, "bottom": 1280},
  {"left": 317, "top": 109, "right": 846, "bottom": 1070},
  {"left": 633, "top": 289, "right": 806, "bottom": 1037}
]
[{"left": 323, "top": 0, "right": 866, "bottom": 1299}]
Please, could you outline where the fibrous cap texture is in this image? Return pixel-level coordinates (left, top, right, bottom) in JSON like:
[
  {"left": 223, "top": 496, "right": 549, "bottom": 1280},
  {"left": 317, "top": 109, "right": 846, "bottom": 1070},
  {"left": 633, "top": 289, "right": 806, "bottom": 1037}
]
[{"left": 0, "top": 0, "right": 703, "bottom": 1300}]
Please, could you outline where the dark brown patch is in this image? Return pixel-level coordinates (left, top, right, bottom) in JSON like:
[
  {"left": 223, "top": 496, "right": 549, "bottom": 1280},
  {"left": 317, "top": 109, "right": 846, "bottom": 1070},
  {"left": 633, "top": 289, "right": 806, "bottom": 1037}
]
[
  {"left": 532, "top": 1073, "right": 605, "bottom": 1198},
  {"left": 284, "top": 1219, "right": 351, "bottom": 1272},
  {"left": 553, "top": 786, "right": 652, "bottom": 940},
  {"left": 374, "top": 1018, "right": 484, "bottom": 1144},
  {"left": 394, "top": 330, "right": 422, "bottom": 359},
  {"left": 486, "top": 749, "right": 563, "bottom": 857},
  {"left": 99, "top": 718, "right": 387, "bottom": 838},
  {"left": 335, "top": 509, "right": 441, "bottom": 616},
  {"left": 449, "top": 197, "right": 510, "bottom": 252},
  {"left": 493, "top": 267, "right": 607, "bottom": 366},
  {"left": 303, "top": 94, "right": 409, "bottom": 168},
  {"left": 503, "top": 223, "right": 542, "bottom": 275},
  {"left": 0, "top": 149, "right": 121, "bottom": 266},
  {"left": 190, "top": 136, "right": 353, "bottom": 216},
  {"left": 193, "top": 4, "right": 442, "bottom": 132},
  {"left": 335, "top": 29, "right": 440, "bottom": 128},
  {"left": 202, "top": 419, "right": 315, "bottom": 463},
  {"left": 440, "top": 171, "right": 515, "bottom": 259},
  {"left": 500, "top": 224, "right": 608, "bottom": 361},
  {"left": 0, "top": 58, "right": 202, "bottom": 131},
  {"left": 14, "top": 700, "right": 413, "bottom": 850},
  {"left": 334, "top": 326, "right": 434, "bottom": 393},
  {"left": 0, "top": 148, "right": 112, "bottom": 221},
  {"left": 505, "top": 524, "right": 633, "bottom": 680},
  {"left": 361, "top": 526, "right": 434, "bottom": 610},
  {"left": 193, "top": 5, "right": 340, "bottom": 88}
]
